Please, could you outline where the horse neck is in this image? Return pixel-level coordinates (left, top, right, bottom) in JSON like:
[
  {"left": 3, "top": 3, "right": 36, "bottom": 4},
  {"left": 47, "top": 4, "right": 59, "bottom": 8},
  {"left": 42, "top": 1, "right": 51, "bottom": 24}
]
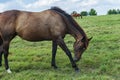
[
  {"left": 69, "top": 25, "right": 89, "bottom": 48},
  {"left": 68, "top": 26, "right": 83, "bottom": 41},
  {"left": 68, "top": 21, "right": 86, "bottom": 42}
]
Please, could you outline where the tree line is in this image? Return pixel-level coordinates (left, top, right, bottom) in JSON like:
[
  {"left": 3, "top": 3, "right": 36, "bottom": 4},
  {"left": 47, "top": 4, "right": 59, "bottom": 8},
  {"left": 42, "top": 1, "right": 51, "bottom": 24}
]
[
  {"left": 107, "top": 9, "right": 120, "bottom": 15},
  {"left": 71, "top": 8, "right": 120, "bottom": 16}
]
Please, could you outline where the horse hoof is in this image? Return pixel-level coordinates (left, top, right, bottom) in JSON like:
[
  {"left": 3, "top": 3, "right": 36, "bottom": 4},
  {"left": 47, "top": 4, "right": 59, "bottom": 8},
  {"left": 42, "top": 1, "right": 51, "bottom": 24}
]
[
  {"left": 75, "top": 69, "right": 80, "bottom": 73},
  {"left": 52, "top": 65, "right": 58, "bottom": 69},
  {"left": 75, "top": 68, "right": 80, "bottom": 73},
  {"left": 7, "top": 69, "right": 12, "bottom": 73},
  {"left": 54, "top": 66, "right": 58, "bottom": 69}
]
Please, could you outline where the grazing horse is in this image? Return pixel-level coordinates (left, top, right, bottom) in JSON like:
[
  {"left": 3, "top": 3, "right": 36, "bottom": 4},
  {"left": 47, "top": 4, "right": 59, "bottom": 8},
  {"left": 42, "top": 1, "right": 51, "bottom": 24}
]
[
  {"left": 71, "top": 13, "right": 82, "bottom": 19},
  {"left": 0, "top": 7, "right": 92, "bottom": 73}
]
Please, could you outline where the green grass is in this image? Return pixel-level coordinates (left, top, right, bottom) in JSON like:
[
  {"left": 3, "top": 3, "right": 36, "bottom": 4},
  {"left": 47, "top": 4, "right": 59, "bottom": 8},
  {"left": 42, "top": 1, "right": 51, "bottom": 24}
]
[{"left": 0, "top": 14, "right": 120, "bottom": 80}]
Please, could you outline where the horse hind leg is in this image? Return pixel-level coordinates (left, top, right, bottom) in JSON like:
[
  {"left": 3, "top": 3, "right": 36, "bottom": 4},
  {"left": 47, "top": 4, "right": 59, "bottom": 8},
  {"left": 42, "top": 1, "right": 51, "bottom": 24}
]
[
  {"left": 2, "top": 32, "right": 16, "bottom": 73},
  {"left": 0, "top": 49, "right": 3, "bottom": 67},
  {"left": 0, "top": 36, "right": 3, "bottom": 67},
  {"left": 3, "top": 40, "right": 12, "bottom": 73}
]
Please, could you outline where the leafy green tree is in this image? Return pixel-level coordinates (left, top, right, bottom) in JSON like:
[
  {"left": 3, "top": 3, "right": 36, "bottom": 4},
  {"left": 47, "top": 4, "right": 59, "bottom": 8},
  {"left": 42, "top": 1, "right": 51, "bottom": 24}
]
[
  {"left": 107, "top": 9, "right": 120, "bottom": 15},
  {"left": 117, "top": 9, "right": 120, "bottom": 14},
  {"left": 71, "top": 11, "right": 77, "bottom": 15},
  {"left": 89, "top": 8, "right": 97, "bottom": 16},
  {"left": 80, "top": 11, "right": 88, "bottom": 16},
  {"left": 107, "top": 9, "right": 113, "bottom": 15},
  {"left": 112, "top": 9, "right": 117, "bottom": 14}
]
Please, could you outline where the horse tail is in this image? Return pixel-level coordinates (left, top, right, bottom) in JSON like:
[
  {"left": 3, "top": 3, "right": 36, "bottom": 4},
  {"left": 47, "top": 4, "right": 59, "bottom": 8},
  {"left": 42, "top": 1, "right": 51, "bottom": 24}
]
[{"left": 50, "top": 7, "right": 87, "bottom": 37}]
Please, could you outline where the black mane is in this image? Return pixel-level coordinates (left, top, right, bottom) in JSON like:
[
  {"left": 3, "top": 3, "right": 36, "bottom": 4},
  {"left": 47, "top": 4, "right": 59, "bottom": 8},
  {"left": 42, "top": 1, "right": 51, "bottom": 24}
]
[
  {"left": 50, "top": 7, "right": 88, "bottom": 47},
  {"left": 50, "top": 7, "right": 88, "bottom": 38},
  {"left": 51, "top": 7, "right": 71, "bottom": 18}
]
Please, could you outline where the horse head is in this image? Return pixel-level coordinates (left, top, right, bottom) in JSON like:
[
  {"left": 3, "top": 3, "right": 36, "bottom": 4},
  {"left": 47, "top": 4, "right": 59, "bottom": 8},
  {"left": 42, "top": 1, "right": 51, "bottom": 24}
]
[{"left": 73, "top": 37, "right": 92, "bottom": 62}]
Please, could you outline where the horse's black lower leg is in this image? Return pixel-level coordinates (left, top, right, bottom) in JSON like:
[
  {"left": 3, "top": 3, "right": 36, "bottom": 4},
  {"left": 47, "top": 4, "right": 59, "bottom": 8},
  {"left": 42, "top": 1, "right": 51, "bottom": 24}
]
[
  {"left": 4, "top": 51, "right": 9, "bottom": 69},
  {"left": 0, "top": 53, "right": 3, "bottom": 66},
  {"left": 0, "top": 46, "right": 3, "bottom": 67},
  {"left": 3, "top": 41, "right": 11, "bottom": 73},
  {"left": 0, "top": 37, "right": 3, "bottom": 67},
  {"left": 51, "top": 41, "right": 58, "bottom": 69},
  {"left": 57, "top": 37, "right": 79, "bottom": 71}
]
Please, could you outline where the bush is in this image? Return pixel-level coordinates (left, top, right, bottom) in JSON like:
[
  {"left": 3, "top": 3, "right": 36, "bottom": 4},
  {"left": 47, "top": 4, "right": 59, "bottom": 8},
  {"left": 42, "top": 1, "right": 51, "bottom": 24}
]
[
  {"left": 81, "top": 11, "right": 88, "bottom": 16},
  {"left": 89, "top": 8, "right": 97, "bottom": 16}
]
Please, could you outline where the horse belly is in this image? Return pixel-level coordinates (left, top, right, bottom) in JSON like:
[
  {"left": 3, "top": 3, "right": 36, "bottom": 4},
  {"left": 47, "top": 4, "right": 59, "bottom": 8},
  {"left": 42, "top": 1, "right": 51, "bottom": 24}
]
[
  {"left": 18, "top": 27, "right": 65, "bottom": 42},
  {"left": 18, "top": 29, "right": 52, "bottom": 41}
]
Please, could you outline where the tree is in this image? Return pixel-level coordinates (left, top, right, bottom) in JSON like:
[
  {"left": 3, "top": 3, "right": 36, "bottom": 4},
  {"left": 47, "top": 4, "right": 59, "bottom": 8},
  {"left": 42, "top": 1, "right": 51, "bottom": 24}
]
[
  {"left": 80, "top": 11, "right": 88, "bottom": 16},
  {"left": 107, "top": 9, "right": 119, "bottom": 15},
  {"left": 112, "top": 9, "right": 117, "bottom": 14},
  {"left": 71, "top": 11, "right": 77, "bottom": 15},
  {"left": 89, "top": 8, "right": 97, "bottom": 16},
  {"left": 107, "top": 9, "right": 113, "bottom": 15},
  {"left": 117, "top": 9, "right": 120, "bottom": 14}
]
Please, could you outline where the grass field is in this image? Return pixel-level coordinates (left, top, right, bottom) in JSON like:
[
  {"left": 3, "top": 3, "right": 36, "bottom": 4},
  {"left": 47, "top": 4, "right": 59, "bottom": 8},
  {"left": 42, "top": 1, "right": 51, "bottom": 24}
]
[{"left": 0, "top": 14, "right": 120, "bottom": 80}]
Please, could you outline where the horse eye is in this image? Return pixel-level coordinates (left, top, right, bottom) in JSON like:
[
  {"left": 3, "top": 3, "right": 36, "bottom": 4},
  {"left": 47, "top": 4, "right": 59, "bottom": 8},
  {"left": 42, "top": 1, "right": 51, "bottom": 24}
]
[
  {"left": 79, "top": 47, "right": 83, "bottom": 50},
  {"left": 80, "top": 47, "right": 85, "bottom": 50}
]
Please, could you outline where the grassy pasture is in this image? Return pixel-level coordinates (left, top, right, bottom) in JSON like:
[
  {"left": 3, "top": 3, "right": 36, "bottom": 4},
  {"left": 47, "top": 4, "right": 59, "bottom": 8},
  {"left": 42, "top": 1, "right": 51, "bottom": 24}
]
[{"left": 0, "top": 14, "right": 120, "bottom": 80}]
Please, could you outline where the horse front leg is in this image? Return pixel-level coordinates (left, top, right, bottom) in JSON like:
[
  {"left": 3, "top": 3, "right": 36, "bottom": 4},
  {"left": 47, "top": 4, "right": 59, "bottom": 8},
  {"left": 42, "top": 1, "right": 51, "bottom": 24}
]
[
  {"left": 0, "top": 37, "right": 3, "bottom": 67},
  {"left": 0, "top": 45, "right": 3, "bottom": 66},
  {"left": 0, "top": 52, "right": 3, "bottom": 67},
  {"left": 56, "top": 37, "right": 79, "bottom": 72},
  {"left": 0, "top": 53, "right": 3, "bottom": 66},
  {"left": 3, "top": 41, "right": 12, "bottom": 73},
  {"left": 51, "top": 41, "right": 58, "bottom": 69}
]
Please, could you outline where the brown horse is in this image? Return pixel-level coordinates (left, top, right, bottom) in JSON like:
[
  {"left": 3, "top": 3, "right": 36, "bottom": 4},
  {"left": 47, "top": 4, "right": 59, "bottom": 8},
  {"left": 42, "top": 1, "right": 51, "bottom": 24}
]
[
  {"left": 0, "top": 7, "right": 92, "bottom": 73},
  {"left": 71, "top": 13, "right": 82, "bottom": 18}
]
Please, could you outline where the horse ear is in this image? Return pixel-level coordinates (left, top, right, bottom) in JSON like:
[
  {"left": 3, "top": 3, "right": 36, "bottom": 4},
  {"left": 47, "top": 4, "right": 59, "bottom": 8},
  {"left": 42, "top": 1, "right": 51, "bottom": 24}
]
[{"left": 88, "top": 37, "right": 93, "bottom": 41}]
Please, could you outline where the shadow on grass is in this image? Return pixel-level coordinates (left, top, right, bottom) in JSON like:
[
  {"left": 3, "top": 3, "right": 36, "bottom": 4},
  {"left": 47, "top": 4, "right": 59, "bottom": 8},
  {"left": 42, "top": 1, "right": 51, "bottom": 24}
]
[{"left": 11, "top": 61, "right": 74, "bottom": 73}]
